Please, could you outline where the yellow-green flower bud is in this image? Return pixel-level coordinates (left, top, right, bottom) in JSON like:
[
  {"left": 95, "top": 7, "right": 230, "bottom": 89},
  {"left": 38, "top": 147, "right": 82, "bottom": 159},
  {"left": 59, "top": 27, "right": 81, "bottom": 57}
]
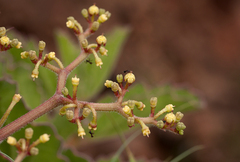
[
  {"left": 29, "top": 50, "right": 37, "bottom": 60},
  {"left": 0, "top": 36, "right": 10, "bottom": 46},
  {"left": 78, "top": 126, "right": 86, "bottom": 138},
  {"left": 157, "top": 120, "right": 164, "bottom": 128},
  {"left": 98, "top": 14, "right": 108, "bottom": 23},
  {"left": 72, "top": 75, "right": 80, "bottom": 86},
  {"left": 91, "top": 21, "right": 100, "bottom": 31},
  {"left": 176, "top": 112, "right": 184, "bottom": 121},
  {"left": 95, "top": 57, "right": 103, "bottom": 67},
  {"left": 105, "top": 11, "right": 111, "bottom": 18},
  {"left": 116, "top": 74, "right": 123, "bottom": 83},
  {"left": 61, "top": 87, "right": 69, "bottom": 96},
  {"left": 38, "top": 41, "right": 46, "bottom": 51},
  {"left": 88, "top": 4, "right": 99, "bottom": 15},
  {"left": 81, "top": 9, "right": 89, "bottom": 18},
  {"left": 135, "top": 101, "right": 145, "bottom": 111},
  {"left": 165, "top": 104, "right": 174, "bottom": 112},
  {"left": 39, "top": 134, "right": 50, "bottom": 143},
  {"left": 81, "top": 39, "right": 88, "bottom": 48},
  {"left": 47, "top": 52, "right": 56, "bottom": 60},
  {"left": 176, "top": 122, "right": 186, "bottom": 131},
  {"left": 179, "top": 130, "right": 184, "bottom": 135},
  {"left": 122, "top": 105, "right": 131, "bottom": 115},
  {"left": 12, "top": 94, "right": 22, "bottom": 103},
  {"left": 10, "top": 39, "right": 19, "bottom": 48},
  {"left": 128, "top": 100, "right": 135, "bottom": 110},
  {"left": 104, "top": 80, "right": 113, "bottom": 88},
  {"left": 82, "top": 108, "right": 91, "bottom": 117},
  {"left": 15, "top": 42, "right": 22, "bottom": 49},
  {"left": 124, "top": 72, "right": 135, "bottom": 84},
  {"left": 111, "top": 82, "right": 119, "bottom": 92},
  {"left": 25, "top": 128, "right": 34, "bottom": 140},
  {"left": 66, "top": 20, "right": 75, "bottom": 29},
  {"left": 150, "top": 97, "right": 157, "bottom": 108},
  {"left": 164, "top": 112, "right": 176, "bottom": 124},
  {"left": 96, "top": 35, "right": 107, "bottom": 45},
  {"left": 127, "top": 117, "right": 135, "bottom": 127},
  {"left": 142, "top": 126, "right": 150, "bottom": 137},
  {"left": 30, "top": 147, "right": 39, "bottom": 156},
  {"left": 31, "top": 68, "right": 39, "bottom": 80},
  {"left": 21, "top": 51, "right": 29, "bottom": 59},
  {"left": 7, "top": 136, "right": 17, "bottom": 146},
  {"left": 66, "top": 110, "right": 74, "bottom": 121},
  {"left": 0, "top": 27, "right": 6, "bottom": 37},
  {"left": 99, "top": 46, "right": 108, "bottom": 56},
  {"left": 99, "top": 8, "right": 105, "bottom": 15}
]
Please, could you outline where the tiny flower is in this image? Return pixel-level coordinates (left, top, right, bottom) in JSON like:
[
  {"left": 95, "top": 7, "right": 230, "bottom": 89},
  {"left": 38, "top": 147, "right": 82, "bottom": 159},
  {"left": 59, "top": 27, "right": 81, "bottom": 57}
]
[
  {"left": 128, "top": 100, "right": 135, "bottom": 109},
  {"left": 66, "top": 110, "right": 74, "bottom": 121},
  {"left": 7, "top": 136, "right": 17, "bottom": 146},
  {"left": 99, "top": 8, "right": 106, "bottom": 15},
  {"left": 150, "top": 97, "right": 157, "bottom": 107},
  {"left": 179, "top": 130, "right": 184, "bottom": 135},
  {"left": 25, "top": 128, "right": 34, "bottom": 140},
  {"left": 12, "top": 94, "right": 22, "bottom": 103},
  {"left": 96, "top": 35, "right": 107, "bottom": 45},
  {"left": 30, "top": 147, "right": 39, "bottom": 156},
  {"left": 176, "top": 112, "right": 184, "bottom": 121},
  {"left": 104, "top": 80, "right": 113, "bottom": 88},
  {"left": 95, "top": 57, "right": 103, "bottom": 67},
  {"left": 165, "top": 104, "right": 174, "bottom": 112},
  {"left": 91, "top": 21, "right": 100, "bottom": 31},
  {"left": 116, "top": 74, "right": 123, "bottom": 83},
  {"left": 176, "top": 122, "right": 186, "bottom": 131},
  {"left": 39, "top": 134, "right": 50, "bottom": 143},
  {"left": 61, "top": 87, "right": 69, "bottom": 96},
  {"left": 78, "top": 127, "right": 86, "bottom": 139},
  {"left": 21, "top": 51, "right": 29, "bottom": 59},
  {"left": 127, "top": 117, "right": 135, "bottom": 127},
  {"left": 98, "top": 14, "right": 108, "bottom": 23},
  {"left": 39, "top": 41, "right": 46, "bottom": 51},
  {"left": 0, "top": 27, "right": 6, "bottom": 37},
  {"left": 124, "top": 72, "right": 135, "bottom": 84},
  {"left": 72, "top": 75, "right": 80, "bottom": 86},
  {"left": 81, "top": 9, "right": 89, "bottom": 18},
  {"left": 88, "top": 4, "right": 99, "bottom": 15},
  {"left": 10, "top": 39, "right": 19, "bottom": 48},
  {"left": 122, "top": 105, "right": 131, "bottom": 115},
  {"left": 31, "top": 68, "right": 39, "bottom": 80},
  {"left": 164, "top": 112, "right": 176, "bottom": 124},
  {"left": 47, "top": 52, "right": 56, "bottom": 60},
  {"left": 66, "top": 20, "right": 75, "bottom": 29},
  {"left": 142, "top": 126, "right": 151, "bottom": 137},
  {"left": 157, "top": 120, "right": 164, "bottom": 128},
  {"left": 81, "top": 39, "right": 88, "bottom": 48},
  {"left": 82, "top": 108, "right": 91, "bottom": 117},
  {"left": 15, "top": 41, "right": 22, "bottom": 49},
  {"left": 99, "top": 47, "right": 108, "bottom": 56},
  {"left": 111, "top": 82, "right": 119, "bottom": 92},
  {"left": 0, "top": 36, "right": 10, "bottom": 46},
  {"left": 135, "top": 101, "right": 145, "bottom": 111}
]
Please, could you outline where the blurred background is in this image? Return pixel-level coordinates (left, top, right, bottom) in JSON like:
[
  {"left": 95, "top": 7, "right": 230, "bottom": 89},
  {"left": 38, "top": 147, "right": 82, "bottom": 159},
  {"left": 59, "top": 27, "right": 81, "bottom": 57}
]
[{"left": 1, "top": 0, "right": 240, "bottom": 161}]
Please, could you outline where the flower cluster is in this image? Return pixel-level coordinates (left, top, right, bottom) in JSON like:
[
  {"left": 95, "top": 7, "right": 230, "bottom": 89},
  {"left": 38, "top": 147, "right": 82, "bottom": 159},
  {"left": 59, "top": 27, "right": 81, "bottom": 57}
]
[
  {"left": 0, "top": 27, "right": 22, "bottom": 51},
  {"left": 7, "top": 128, "right": 50, "bottom": 159}
]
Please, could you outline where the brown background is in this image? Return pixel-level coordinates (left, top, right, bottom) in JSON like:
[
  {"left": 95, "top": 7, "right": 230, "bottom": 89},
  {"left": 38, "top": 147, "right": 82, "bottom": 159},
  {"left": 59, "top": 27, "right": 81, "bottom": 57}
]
[{"left": 1, "top": 0, "right": 240, "bottom": 161}]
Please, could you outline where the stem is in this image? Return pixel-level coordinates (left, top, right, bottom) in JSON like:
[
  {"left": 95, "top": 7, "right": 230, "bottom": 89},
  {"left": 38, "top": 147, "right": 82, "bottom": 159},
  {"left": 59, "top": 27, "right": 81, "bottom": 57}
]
[
  {"left": 43, "top": 63, "right": 61, "bottom": 74},
  {"left": 0, "top": 94, "right": 63, "bottom": 141},
  {"left": 0, "top": 100, "right": 18, "bottom": 128},
  {"left": 66, "top": 51, "right": 88, "bottom": 73},
  {"left": 14, "top": 152, "right": 27, "bottom": 162}
]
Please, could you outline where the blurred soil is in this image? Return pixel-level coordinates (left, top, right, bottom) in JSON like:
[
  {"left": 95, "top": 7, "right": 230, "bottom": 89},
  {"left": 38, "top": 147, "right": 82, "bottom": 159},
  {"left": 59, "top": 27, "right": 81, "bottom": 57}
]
[{"left": 1, "top": 0, "right": 240, "bottom": 161}]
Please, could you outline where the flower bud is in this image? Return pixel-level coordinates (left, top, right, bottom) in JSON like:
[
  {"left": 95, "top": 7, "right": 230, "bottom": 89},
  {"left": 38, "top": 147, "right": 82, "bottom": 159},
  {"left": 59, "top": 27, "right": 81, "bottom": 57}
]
[
  {"left": 95, "top": 57, "right": 103, "bottom": 67},
  {"left": 135, "top": 101, "right": 145, "bottom": 111},
  {"left": 88, "top": 4, "right": 99, "bottom": 15},
  {"left": 66, "top": 20, "right": 75, "bottom": 29},
  {"left": 124, "top": 72, "right": 135, "bottom": 84},
  {"left": 7, "top": 136, "right": 17, "bottom": 146},
  {"left": 104, "top": 80, "right": 113, "bottom": 88},
  {"left": 116, "top": 74, "right": 123, "bottom": 83},
  {"left": 105, "top": 11, "right": 111, "bottom": 18},
  {"left": 30, "top": 147, "right": 39, "bottom": 156},
  {"left": 128, "top": 100, "right": 135, "bottom": 110},
  {"left": 96, "top": 35, "right": 107, "bottom": 45},
  {"left": 157, "top": 120, "right": 164, "bottom": 128},
  {"left": 31, "top": 68, "right": 39, "bottom": 80},
  {"left": 91, "top": 21, "right": 100, "bottom": 31},
  {"left": 15, "top": 42, "right": 22, "bottom": 49},
  {"left": 176, "top": 112, "right": 184, "bottom": 121},
  {"left": 10, "top": 39, "right": 19, "bottom": 48},
  {"left": 39, "top": 41, "right": 46, "bottom": 51},
  {"left": 81, "top": 9, "right": 88, "bottom": 18},
  {"left": 12, "top": 94, "right": 22, "bottom": 103},
  {"left": 39, "top": 134, "right": 50, "bottom": 143},
  {"left": 25, "top": 128, "right": 34, "bottom": 140},
  {"left": 66, "top": 110, "right": 74, "bottom": 121},
  {"left": 179, "top": 130, "right": 184, "bottom": 135},
  {"left": 165, "top": 104, "right": 174, "bottom": 112},
  {"left": 150, "top": 97, "right": 157, "bottom": 107},
  {"left": 122, "top": 105, "right": 131, "bottom": 115},
  {"left": 20, "top": 51, "right": 29, "bottom": 59},
  {"left": 28, "top": 50, "right": 37, "bottom": 60},
  {"left": 127, "top": 117, "right": 135, "bottom": 127},
  {"left": 176, "top": 122, "right": 186, "bottom": 131},
  {"left": 142, "top": 126, "right": 150, "bottom": 137},
  {"left": 81, "top": 39, "right": 88, "bottom": 48},
  {"left": 99, "top": 8, "right": 105, "bottom": 15},
  {"left": 0, "top": 36, "right": 10, "bottom": 46},
  {"left": 82, "top": 108, "right": 91, "bottom": 117},
  {"left": 111, "top": 82, "right": 119, "bottom": 92},
  {"left": 61, "top": 87, "right": 69, "bottom": 96},
  {"left": 0, "top": 27, "right": 6, "bottom": 37},
  {"left": 98, "top": 14, "right": 108, "bottom": 23},
  {"left": 164, "top": 112, "right": 176, "bottom": 124},
  {"left": 99, "top": 46, "right": 108, "bottom": 56},
  {"left": 47, "top": 52, "right": 56, "bottom": 60},
  {"left": 72, "top": 75, "right": 80, "bottom": 86}
]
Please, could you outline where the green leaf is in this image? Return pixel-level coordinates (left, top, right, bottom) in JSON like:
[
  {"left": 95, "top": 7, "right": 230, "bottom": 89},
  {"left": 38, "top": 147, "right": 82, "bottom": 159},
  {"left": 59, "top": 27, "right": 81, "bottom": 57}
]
[{"left": 62, "top": 149, "right": 89, "bottom": 162}]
